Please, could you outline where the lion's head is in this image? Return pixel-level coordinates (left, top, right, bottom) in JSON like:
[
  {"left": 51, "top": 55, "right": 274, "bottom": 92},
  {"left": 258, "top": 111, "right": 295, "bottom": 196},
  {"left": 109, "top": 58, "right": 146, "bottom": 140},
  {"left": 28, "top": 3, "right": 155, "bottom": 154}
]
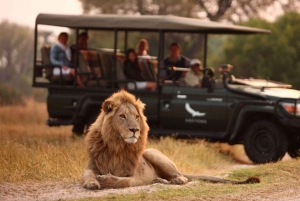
[{"left": 85, "top": 90, "right": 149, "bottom": 169}]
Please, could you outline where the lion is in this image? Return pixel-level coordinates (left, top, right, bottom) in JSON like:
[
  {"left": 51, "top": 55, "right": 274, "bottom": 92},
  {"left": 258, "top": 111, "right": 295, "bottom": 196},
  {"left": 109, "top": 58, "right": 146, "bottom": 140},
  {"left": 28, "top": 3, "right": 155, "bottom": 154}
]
[{"left": 83, "top": 90, "right": 260, "bottom": 189}]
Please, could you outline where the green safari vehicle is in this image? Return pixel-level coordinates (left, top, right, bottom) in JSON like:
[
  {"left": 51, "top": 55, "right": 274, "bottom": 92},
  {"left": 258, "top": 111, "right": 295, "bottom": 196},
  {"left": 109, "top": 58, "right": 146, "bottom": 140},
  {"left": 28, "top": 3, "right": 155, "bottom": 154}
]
[{"left": 33, "top": 14, "right": 300, "bottom": 164}]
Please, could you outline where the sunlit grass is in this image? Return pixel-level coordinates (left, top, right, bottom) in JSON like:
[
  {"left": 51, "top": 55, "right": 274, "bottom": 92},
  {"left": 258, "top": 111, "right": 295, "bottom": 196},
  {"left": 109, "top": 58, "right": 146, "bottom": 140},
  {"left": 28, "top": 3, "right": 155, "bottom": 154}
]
[{"left": 0, "top": 99, "right": 241, "bottom": 183}]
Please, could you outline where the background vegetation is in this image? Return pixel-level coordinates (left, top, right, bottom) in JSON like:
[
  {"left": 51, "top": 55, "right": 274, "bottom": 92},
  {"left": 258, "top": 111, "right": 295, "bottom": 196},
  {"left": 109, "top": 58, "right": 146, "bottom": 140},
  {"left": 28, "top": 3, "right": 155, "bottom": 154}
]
[{"left": 1, "top": 1, "right": 300, "bottom": 104}]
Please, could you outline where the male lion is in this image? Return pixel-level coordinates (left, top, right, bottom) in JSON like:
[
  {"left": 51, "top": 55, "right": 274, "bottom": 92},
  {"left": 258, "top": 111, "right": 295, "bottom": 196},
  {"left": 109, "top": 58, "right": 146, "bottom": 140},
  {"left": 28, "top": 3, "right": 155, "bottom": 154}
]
[{"left": 83, "top": 90, "right": 259, "bottom": 189}]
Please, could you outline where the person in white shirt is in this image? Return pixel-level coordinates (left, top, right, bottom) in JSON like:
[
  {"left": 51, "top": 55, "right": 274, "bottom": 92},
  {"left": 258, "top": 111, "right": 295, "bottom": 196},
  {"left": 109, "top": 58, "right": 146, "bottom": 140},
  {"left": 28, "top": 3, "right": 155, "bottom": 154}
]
[{"left": 184, "top": 58, "right": 203, "bottom": 88}]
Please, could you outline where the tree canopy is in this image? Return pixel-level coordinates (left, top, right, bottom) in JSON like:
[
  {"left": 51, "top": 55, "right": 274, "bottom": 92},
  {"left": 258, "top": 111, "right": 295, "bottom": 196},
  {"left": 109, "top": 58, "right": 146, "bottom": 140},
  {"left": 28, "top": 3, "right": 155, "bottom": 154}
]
[
  {"left": 0, "top": 21, "right": 34, "bottom": 96},
  {"left": 222, "top": 12, "right": 300, "bottom": 88},
  {"left": 78, "top": 0, "right": 300, "bottom": 23}
]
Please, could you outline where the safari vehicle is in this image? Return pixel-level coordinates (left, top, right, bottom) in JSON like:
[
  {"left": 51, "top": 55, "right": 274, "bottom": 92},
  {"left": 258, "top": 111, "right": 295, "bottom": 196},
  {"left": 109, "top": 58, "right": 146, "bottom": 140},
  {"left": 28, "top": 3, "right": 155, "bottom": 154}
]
[{"left": 33, "top": 14, "right": 300, "bottom": 164}]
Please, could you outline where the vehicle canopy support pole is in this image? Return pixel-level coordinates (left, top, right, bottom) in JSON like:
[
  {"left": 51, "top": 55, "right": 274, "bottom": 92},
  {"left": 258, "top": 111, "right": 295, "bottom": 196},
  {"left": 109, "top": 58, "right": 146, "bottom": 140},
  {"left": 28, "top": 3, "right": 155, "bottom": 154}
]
[
  {"left": 203, "top": 33, "right": 207, "bottom": 68},
  {"left": 124, "top": 30, "right": 128, "bottom": 52},
  {"left": 113, "top": 29, "right": 118, "bottom": 87},
  {"left": 157, "top": 30, "right": 165, "bottom": 80},
  {"left": 74, "top": 29, "right": 79, "bottom": 86},
  {"left": 33, "top": 23, "right": 38, "bottom": 86}
]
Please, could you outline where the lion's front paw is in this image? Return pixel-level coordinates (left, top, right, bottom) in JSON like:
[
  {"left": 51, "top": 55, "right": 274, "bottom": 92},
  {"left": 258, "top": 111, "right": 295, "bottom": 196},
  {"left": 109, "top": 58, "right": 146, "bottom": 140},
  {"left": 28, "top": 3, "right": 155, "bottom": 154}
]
[
  {"left": 152, "top": 178, "right": 170, "bottom": 184},
  {"left": 170, "top": 176, "right": 188, "bottom": 185},
  {"left": 96, "top": 174, "right": 124, "bottom": 188},
  {"left": 83, "top": 179, "right": 100, "bottom": 190}
]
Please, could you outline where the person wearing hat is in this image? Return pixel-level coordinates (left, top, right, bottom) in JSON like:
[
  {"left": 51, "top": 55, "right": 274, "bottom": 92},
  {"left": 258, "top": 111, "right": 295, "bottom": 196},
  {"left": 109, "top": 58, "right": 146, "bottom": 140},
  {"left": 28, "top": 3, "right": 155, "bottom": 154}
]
[{"left": 184, "top": 58, "right": 203, "bottom": 88}]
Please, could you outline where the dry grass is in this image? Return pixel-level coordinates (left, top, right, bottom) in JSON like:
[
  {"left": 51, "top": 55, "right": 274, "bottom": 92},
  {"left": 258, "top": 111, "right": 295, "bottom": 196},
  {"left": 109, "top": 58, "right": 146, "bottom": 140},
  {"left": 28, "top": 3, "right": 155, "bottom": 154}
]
[
  {"left": 0, "top": 99, "right": 243, "bottom": 183},
  {"left": 2, "top": 99, "right": 300, "bottom": 201}
]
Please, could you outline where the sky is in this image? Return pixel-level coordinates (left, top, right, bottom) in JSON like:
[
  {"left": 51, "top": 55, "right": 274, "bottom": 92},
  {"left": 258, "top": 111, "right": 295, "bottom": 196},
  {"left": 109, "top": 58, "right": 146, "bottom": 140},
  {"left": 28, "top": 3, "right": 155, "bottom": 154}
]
[{"left": 0, "top": 0, "right": 82, "bottom": 27}]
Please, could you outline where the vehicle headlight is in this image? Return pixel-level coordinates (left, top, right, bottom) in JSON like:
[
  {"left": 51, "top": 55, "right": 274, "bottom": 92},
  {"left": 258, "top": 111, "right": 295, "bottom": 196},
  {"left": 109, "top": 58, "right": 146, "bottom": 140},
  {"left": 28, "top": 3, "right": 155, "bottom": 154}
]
[{"left": 282, "top": 102, "right": 300, "bottom": 116}]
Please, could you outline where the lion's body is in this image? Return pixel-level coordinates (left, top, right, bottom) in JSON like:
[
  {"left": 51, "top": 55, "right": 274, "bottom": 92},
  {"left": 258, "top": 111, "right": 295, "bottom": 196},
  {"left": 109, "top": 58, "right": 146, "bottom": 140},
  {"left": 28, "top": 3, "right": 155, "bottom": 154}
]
[{"left": 83, "top": 90, "right": 259, "bottom": 189}]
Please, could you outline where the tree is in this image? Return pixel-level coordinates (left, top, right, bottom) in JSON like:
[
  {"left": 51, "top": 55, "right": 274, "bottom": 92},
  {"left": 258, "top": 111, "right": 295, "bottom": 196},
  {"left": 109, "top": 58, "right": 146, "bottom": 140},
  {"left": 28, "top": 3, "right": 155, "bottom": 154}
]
[
  {"left": 0, "top": 20, "right": 34, "bottom": 95},
  {"left": 0, "top": 21, "right": 34, "bottom": 78},
  {"left": 222, "top": 12, "right": 300, "bottom": 89},
  {"left": 78, "top": 0, "right": 300, "bottom": 23}
]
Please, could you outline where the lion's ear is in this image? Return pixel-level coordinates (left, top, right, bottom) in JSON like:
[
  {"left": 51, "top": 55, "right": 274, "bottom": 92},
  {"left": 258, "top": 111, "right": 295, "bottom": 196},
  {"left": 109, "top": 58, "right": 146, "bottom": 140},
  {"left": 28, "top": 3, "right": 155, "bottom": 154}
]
[{"left": 102, "top": 100, "right": 114, "bottom": 114}]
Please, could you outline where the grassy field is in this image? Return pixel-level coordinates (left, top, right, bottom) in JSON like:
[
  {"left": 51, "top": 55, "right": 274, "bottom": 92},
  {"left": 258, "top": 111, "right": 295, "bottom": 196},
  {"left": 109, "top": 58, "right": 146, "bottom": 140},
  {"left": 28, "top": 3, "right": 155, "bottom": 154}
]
[
  {"left": 0, "top": 99, "right": 241, "bottom": 183},
  {"left": 1, "top": 99, "right": 300, "bottom": 200}
]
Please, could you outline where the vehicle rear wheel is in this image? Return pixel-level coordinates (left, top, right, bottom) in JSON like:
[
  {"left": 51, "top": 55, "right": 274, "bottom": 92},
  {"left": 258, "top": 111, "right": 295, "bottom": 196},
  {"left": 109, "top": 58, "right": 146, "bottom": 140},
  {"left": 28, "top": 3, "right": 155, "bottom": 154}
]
[
  {"left": 86, "top": 112, "right": 99, "bottom": 131},
  {"left": 244, "top": 121, "right": 288, "bottom": 164}
]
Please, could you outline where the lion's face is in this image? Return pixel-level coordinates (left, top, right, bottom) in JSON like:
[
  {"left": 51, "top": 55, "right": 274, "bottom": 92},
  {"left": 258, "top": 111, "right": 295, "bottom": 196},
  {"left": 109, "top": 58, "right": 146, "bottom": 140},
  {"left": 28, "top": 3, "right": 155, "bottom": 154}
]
[{"left": 111, "top": 103, "right": 141, "bottom": 144}]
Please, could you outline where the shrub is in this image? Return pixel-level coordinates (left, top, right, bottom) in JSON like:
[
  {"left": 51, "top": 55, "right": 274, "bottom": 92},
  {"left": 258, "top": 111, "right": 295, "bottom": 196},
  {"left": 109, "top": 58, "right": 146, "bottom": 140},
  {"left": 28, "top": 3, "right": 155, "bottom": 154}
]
[{"left": 0, "top": 84, "right": 24, "bottom": 105}]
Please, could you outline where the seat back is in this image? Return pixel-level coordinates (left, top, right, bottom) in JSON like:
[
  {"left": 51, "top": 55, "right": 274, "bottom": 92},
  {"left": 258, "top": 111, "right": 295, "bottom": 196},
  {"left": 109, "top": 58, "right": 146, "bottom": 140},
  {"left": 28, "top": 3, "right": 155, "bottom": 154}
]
[
  {"left": 88, "top": 50, "right": 102, "bottom": 78},
  {"left": 40, "top": 45, "right": 52, "bottom": 79},
  {"left": 99, "top": 53, "right": 113, "bottom": 79},
  {"left": 147, "top": 62, "right": 157, "bottom": 81},
  {"left": 115, "top": 60, "right": 127, "bottom": 88},
  {"left": 78, "top": 50, "right": 91, "bottom": 83},
  {"left": 140, "top": 61, "right": 156, "bottom": 81}
]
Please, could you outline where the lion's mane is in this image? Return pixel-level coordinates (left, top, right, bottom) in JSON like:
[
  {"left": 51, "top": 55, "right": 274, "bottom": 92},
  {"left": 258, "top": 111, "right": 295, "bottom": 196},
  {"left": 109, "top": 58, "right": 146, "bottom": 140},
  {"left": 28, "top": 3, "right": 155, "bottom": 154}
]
[{"left": 84, "top": 90, "right": 149, "bottom": 177}]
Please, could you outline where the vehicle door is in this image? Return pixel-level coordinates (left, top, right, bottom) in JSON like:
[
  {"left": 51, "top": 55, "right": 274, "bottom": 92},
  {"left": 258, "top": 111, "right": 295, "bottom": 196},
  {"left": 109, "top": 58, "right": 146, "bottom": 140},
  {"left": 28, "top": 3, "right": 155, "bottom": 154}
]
[{"left": 160, "top": 83, "right": 228, "bottom": 132}]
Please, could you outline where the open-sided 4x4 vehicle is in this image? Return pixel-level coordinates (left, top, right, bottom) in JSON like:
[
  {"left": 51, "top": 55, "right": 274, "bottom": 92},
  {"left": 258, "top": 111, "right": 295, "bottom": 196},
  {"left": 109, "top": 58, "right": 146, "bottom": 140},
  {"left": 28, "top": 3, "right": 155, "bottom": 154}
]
[{"left": 33, "top": 14, "right": 300, "bottom": 164}]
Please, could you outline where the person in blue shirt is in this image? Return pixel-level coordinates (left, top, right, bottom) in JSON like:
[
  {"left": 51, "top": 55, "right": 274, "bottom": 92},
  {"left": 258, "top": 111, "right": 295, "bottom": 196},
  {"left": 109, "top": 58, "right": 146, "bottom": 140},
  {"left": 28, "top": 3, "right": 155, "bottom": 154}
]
[{"left": 50, "top": 32, "right": 84, "bottom": 87}]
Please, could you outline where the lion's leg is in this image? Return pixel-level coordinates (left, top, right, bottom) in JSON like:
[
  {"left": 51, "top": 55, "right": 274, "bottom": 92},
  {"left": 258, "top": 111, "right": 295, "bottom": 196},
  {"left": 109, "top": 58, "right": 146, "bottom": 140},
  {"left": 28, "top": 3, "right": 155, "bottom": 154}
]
[
  {"left": 96, "top": 174, "right": 148, "bottom": 189},
  {"left": 83, "top": 160, "right": 101, "bottom": 190},
  {"left": 143, "top": 148, "right": 188, "bottom": 185},
  {"left": 96, "top": 157, "right": 158, "bottom": 188}
]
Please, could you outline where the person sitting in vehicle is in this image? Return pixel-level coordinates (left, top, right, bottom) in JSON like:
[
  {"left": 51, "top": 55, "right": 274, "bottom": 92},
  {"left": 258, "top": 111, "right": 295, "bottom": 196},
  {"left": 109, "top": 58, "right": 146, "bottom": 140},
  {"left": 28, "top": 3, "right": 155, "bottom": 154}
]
[
  {"left": 184, "top": 58, "right": 203, "bottom": 88},
  {"left": 136, "top": 39, "right": 150, "bottom": 62},
  {"left": 70, "top": 32, "right": 89, "bottom": 63},
  {"left": 123, "top": 48, "right": 156, "bottom": 91},
  {"left": 50, "top": 32, "right": 84, "bottom": 87},
  {"left": 163, "top": 42, "right": 190, "bottom": 81}
]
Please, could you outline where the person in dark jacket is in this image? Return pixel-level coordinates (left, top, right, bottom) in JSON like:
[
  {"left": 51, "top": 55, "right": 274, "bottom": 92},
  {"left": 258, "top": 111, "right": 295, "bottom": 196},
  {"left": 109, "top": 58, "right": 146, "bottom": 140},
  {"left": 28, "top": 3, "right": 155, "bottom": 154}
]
[
  {"left": 123, "top": 48, "right": 156, "bottom": 91},
  {"left": 163, "top": 42, "right": 190, "bottom": 81}
]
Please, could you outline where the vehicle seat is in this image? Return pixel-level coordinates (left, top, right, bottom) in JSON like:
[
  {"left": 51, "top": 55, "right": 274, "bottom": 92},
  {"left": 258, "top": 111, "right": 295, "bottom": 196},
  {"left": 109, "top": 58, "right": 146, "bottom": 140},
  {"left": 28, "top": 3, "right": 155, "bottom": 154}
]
[
  {"left": 178, "top": 77, "right": 186, "bottom": 86},
  {"left": 97, "top": 52, "right": 114, "bottom": 87},
  {"left": 140, "top": 61, "right": 156, "bottom": 81},
  {"left": 78, "top": 50, "right": 111, "bottom": 87},
  {"left": 40, "top": 45, "right": 73, "bottom": 83}
]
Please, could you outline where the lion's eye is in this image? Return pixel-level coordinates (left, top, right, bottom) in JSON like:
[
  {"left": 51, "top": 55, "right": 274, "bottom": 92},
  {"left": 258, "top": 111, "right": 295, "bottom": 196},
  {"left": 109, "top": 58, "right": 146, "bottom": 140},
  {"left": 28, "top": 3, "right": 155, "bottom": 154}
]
[
  {"left": 136, "top": 115, "right": 140, "bottom": 119},
  {"left": 120, "top": 114, "right": 126, "bottom": 119}
]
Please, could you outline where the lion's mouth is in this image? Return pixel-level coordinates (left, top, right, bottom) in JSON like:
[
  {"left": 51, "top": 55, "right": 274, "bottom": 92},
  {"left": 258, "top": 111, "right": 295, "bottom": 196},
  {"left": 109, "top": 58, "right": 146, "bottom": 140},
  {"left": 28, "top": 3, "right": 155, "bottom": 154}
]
[{"left": 124, "top": 135, "right": 138, "bottom": 144}]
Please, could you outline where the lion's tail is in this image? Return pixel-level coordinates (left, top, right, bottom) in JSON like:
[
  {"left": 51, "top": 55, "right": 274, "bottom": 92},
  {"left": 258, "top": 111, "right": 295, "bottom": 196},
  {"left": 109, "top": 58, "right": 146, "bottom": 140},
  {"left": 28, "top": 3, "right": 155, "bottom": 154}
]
[{"left": 183, "top": 174, "right": 260, "bottom": 184}]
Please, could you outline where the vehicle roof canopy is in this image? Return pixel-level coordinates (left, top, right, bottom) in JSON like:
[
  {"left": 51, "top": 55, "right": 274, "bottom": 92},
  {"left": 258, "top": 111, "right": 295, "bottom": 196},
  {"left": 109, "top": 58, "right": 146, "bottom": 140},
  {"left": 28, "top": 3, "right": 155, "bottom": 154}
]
[{"left": 36, "top": 13, "right": 271, "bottom": 34}]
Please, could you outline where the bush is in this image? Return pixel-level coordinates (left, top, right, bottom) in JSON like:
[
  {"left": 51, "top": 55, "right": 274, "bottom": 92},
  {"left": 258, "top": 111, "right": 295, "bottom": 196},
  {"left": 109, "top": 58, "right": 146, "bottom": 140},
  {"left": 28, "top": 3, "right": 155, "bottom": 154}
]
[{"left": 0, "top": 84, "right": 24, "bottom": 106}]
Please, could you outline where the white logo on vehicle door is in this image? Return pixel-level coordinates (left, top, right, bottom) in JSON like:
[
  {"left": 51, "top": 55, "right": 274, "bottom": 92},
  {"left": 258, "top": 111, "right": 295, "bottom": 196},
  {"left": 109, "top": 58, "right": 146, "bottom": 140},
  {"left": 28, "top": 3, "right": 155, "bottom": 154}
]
[{"left": 185, "top": 103, "right": 206, "bottom": 117}]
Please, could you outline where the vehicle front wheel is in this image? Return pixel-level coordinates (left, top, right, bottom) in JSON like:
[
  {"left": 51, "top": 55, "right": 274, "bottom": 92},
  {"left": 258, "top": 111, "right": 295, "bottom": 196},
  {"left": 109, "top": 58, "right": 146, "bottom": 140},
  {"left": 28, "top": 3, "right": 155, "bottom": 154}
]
[
  {"left": 244, "top": 121, "right": 288, "bottom": 164},
  {"left": 288, "top": 142, "right": 300, "bottom": 158}
]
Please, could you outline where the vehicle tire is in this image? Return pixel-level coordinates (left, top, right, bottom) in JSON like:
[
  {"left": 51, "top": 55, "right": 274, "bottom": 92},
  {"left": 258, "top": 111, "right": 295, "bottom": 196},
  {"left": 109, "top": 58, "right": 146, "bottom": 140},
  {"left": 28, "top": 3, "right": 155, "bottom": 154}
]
[
  {"left": 86, "top": 112, "right": 99, "bottom": 131},
  {"left": 288, "top": 148, "right": 300, "bottom": 158},
  {"left": 244, "top": 121, "right": 288, "bottom": 164},
  {"left": 288, "top": 143, "right": 300, "bottom": 158}
]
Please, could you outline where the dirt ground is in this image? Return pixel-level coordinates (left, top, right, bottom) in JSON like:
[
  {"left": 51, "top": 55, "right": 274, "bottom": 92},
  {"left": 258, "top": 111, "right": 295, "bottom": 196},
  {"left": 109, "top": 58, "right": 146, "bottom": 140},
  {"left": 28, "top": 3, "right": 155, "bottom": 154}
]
[
  {"left": 1, "top": 159, "right": 300, "bottom": 201},
  {"left": 1, "top": 178, "right": 300, "bottom": 201},
  {"left": 1, "top": 154, "right": 297, "bottom": 201}
]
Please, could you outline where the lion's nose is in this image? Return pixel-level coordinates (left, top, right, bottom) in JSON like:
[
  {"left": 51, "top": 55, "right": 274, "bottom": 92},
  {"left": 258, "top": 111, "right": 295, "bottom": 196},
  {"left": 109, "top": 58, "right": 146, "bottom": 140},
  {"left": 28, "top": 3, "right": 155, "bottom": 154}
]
[{"left": 129, "top": 128, "right": 139, "bottom": 133}]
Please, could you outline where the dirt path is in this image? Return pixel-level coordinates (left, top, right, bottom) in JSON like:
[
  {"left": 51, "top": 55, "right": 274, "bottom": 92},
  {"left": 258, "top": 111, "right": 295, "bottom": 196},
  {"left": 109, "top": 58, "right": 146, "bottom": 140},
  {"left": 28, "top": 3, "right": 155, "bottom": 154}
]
[
  {"left": 1, "top": 179, "right": 300, "bottom": 201},
  {"left": 1, "top": 155, "right": 297, "bottom": 201},
  {"left": 0, "top": 181, "right": 161, "bottom": 201}
]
